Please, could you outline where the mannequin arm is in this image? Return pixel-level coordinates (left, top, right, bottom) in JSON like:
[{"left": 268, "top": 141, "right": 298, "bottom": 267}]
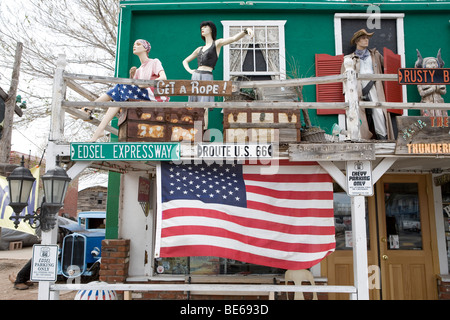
[
  {"left": 156, "top": 70, "right": 167, "bottom": 81},
  {"left": 216, "top": 28, "right": 253, "bottom": 49},
  {"left": 183, "top": 47, "right": 201, "bottom": 74}
]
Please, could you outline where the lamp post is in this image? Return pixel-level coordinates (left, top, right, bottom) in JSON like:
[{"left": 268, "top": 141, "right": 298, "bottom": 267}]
[
  {"left": 7, "top": 156, "right": 71, "bottom": 231},
  {"left": 7, "top": 157, "right": 36, "bottom": 229}
]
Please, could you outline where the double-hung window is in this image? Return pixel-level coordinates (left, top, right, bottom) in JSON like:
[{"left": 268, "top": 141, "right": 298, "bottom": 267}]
[{"left": 222, "top": 20, "right": 287, "bottom": 81}]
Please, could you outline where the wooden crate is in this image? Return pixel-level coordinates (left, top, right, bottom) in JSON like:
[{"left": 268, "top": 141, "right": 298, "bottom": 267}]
[
  {"left": 223, "top": 86, "right": 302, "bottom": 143},
  {"left": 118, "top": 107, "right": 205, "bottom": 142},
  {"left": 223, "top": 109, "right": 301, "bottom": 143}
]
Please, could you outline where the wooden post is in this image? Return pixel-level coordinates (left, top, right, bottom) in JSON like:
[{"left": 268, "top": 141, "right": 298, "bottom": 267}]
[
  {"left": 49, "top": 54, "right": 67, "bottom": 142},
  {"left": 38, "top": 55, "right": 67, "bottom": 300},
  {"left": 38, "top": 142, "right": 61, "bottom": 300},
  {"left": 343, "top": 56, "right": 361, "bottom": 141},
  {"left": 0, "top": 42, "right": 23, "bottom": 163},
  {"left": 351, "top": 195, "right": 370, "bottom": 300}
]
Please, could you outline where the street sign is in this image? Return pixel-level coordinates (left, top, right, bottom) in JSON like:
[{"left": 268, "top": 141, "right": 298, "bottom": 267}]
[
  {"left": 398, "top": 68, "right": 450, "bottom": 85},
  {"left": 196, "top": 143, "right": 273, "bottom": 159},
  {"left": 30, "top": 245, "right": 58, "bottom": 282},
  {"left": 346, "top": 160, "right": 373, "bottom": 196},
  {"left": 70, "top": 142, "right": 180, "bottom": 161}
]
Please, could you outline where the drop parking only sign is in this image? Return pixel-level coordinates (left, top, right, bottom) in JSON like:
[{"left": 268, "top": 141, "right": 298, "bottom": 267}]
[
  {"left": 30, "top": 245, "right": 58, "bottom": 282},
  {"left": 346, "top": 160, "right": 373, "bottom": 196}
]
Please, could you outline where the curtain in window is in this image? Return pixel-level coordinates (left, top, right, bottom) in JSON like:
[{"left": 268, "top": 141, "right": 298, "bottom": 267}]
[{"left": 259, "top": 26, "right": 280, "bottom": 79}]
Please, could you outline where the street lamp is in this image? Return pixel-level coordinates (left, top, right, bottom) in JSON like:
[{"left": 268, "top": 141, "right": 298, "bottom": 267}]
[
  {"left": 7, "top": 157, "right": 36, "bottom": 229},
  {"left": 7, "top": 156, "right": 71, "bottom": 231}
]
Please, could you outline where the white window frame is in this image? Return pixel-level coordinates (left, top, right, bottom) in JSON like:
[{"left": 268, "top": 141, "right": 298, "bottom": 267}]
[{"left": 222, "top": 20, "right": 287, "bottom": 81}]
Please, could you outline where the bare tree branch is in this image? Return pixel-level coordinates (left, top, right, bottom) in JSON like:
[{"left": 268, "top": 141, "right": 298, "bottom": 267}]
[{"left": 0, "top": 0, "right": 118, "bottom": 183}]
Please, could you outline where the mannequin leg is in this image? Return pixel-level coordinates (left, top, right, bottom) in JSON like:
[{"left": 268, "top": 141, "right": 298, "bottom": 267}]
[
  {"left": 371, "top": 108, "right": 387, "bottom": 139},
  {"left": 89, "top": 106, "right": 120, "bottom": 142},
  {"left": 83, "top": 93, "right": 113, "bottom": 116}
]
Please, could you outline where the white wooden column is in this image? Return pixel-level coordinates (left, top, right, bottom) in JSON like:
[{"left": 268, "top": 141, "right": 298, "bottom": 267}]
[
  {"left": 351, "top": 195, "right": 369, "bottom": 300},
  {"left": 49, "top": 54, "right": 67, "bottom": 142},
  {"left": 39, "top": 55, "right": 67, "bottom": 300},
  {"left": 319, "top": 158, "right": 397, "bottom": 300},
  {"left": 343, "top": 56, "right": 361, "bottom": 141},
  {"left": 38, "top": 151, "right": 60, "bottom": 300}
]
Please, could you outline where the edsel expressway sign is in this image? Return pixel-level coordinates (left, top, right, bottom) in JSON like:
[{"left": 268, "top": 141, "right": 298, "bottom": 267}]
[{"left": 70, "top": 142, "right": 180, "bottom": 161}]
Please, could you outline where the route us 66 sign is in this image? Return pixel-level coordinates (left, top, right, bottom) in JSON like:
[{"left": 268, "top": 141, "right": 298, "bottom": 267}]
[{"left": 346, "top": 160, "right": 373, "bottom": 196}]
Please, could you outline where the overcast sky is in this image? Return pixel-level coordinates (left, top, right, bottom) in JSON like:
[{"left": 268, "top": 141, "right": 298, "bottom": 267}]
[{"left": 1, "top": 1, "right": 109, "bottom": 189}]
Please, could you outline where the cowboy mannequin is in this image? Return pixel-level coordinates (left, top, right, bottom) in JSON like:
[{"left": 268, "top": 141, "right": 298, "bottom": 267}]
[{"left": 342, "top": 29, "right": 394, "bottom": 140}]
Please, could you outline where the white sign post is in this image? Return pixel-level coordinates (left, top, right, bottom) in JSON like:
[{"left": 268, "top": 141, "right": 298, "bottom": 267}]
[
  {"left": 346, "top": 160, "right": 373, "bottom": 196},
  {"left": 31, "top": 244, "right": 58, "bottom": 282}
]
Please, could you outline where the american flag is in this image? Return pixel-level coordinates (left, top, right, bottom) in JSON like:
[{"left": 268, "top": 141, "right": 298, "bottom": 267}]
[
  {"left": 107, "top": 84, "right": 168, "bottom": 102},
  {"left": 155, "top": 160, "right": 335, "bottom": 270}
]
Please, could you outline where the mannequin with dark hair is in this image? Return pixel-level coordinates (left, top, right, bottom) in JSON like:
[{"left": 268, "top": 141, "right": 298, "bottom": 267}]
[{"left": 183, "top": 21, "right": 253, "bottom": 102}]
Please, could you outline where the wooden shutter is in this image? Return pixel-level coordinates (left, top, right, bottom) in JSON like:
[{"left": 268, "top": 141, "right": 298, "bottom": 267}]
[
  {"left": 315, "top": 54, "right": 345, "bottom": 115},
  {"left": 383, "top": 47, "right": 403, "bottom": 114}
]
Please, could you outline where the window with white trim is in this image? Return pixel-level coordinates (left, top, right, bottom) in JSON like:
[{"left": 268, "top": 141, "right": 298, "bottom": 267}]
[{"left": 222, "top": 20, "right": 286, "bottom": 81}]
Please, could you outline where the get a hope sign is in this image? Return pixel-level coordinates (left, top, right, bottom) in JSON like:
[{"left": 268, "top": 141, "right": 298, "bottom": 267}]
[{"left": 155, "top": 80, "right": 233, "bottom": 96}]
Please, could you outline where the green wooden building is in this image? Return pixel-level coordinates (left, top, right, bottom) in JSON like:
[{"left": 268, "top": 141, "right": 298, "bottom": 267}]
[{"left": 98, "top": 0, "right": 450, "bottom": 300}]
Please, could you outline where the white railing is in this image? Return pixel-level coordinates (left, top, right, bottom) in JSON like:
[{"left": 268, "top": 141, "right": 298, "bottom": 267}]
[
  {"left": 50, "top": 283, "right": 358, "bottom": 300},
  {"left": 56, "top": 54, "right": 449, "bottom": 143}
]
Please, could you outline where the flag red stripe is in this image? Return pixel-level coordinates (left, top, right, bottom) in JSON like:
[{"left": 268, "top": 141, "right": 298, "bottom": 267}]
[
  {"left": 245, "top": 185, "right": 333, "bottom": 200},
  {"left": 159, "top": 245, "right": 333, "bottom": 270},
  {"left": 162, "top": 226, "right": 336, "bottom": 253},
  {"left": 246, "top": 200, "right": 334, "bottom": 218},
  {"left": 162, "top": 208, "right": 335, "bottom": 235},
  {"left": 243, "top": 173, "right": 333, "bottom": 183}
]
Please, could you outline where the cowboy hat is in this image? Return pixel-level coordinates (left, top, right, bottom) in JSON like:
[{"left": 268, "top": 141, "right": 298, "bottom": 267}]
[{"left": 350, "top": 29, "right": 374, "bottom": 45}]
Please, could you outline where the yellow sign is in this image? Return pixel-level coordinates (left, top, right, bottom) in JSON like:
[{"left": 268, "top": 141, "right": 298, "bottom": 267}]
[{"left": 0, "top": 166, "right": 40, "bottom": 234}]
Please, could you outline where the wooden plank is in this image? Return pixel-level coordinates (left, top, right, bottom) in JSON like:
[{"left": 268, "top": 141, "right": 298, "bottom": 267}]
[
  {"left": 64, "top": 107, "right": 118, "bottom": 136},
  {"left": 65, "top": 79, "right": 99, "bottom": 101},
  {"left": 395, "top": 116, "right": 450, "bottom": 155},
  {"left": 289, "top": 143, "right": 375, "bottom": 161},
  {"left": 351, "top": 195, "right": 370, "bottom": 300},
  {"left": 49, "top": 55, "right": 67, "bottom": 142},
  {"left": 50, "top": 283, "right": 357, "bottom": 294},
  {"left": 358, "top": 73, "right": 398, "bottom": 81},
  {"left": 360, "top": 101, "right": 449, "bottom": 110},
  {"left": 238, "top": 74, "right": 346, "bottom": 89},
  {"left": 343, "top": 56, "right": 361, "bottom": 141},
  {"left": 65, "top": 72, "right": 347, "bottom": 90},
  {"left": 62, "top": 100, "right": 348, "bottom": 110},
  {"left": 228, "top": 123, "right": 297, "bottom": 128}
]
